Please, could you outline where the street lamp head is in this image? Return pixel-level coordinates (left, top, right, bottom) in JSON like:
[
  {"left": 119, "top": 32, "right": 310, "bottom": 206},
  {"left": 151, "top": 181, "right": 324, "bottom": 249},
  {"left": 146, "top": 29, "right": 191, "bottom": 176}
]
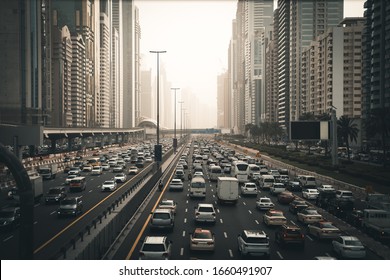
[{"left": 150, "top": 50, "right": 167, "bottom": 54}]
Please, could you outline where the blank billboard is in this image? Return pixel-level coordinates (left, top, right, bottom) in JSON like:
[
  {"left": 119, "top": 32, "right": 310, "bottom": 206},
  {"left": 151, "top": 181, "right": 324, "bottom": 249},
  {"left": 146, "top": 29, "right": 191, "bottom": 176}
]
[{"left": 290, "top": 121, "right": 330, "bottom": 140}]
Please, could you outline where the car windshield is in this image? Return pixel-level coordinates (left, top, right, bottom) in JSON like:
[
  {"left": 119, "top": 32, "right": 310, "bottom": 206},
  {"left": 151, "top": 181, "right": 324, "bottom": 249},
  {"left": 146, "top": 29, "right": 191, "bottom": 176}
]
[
  {"left": 342, "top": 193, "right": 353, "bottom": 197},
  {"left": 154, "top": 213, "right": 170, "bottom": 219},
  {"left": 193, "top": 231, "right": 212, "bottom": 239},
  {"left": 104, "top": 181, "right": 114, "bottom": 185},
  {"left": 61, "top": 199, "right": 76, "bottom": 205},
  {"left": 345, "top": 240, "right": 363, "bottom": 246},
  {"left": 40, "top": 169, "right": 50, "bottom": 174},
  {"left": 198, "top": 207, "right": 214, "bottom": 212},
  {"left": 321, "top": 223, "right": 336, "bottom": 228},
  {"left": 261, "top": 199, "right": 271, "bottom": 203},
  {"left": 305, "top": 209, "right": 319, "bottom": 215},
  {"left": 286, "top": 228, "right": 301, "bottom": 235},
  {"left": 142, "top": 244, "right": 166, "bottom": 252},
  {"left": 115, "top": 174, "right": 124, "bottom": 177},
  {"left": 160, "top": 201, "right": 173, "bottom": 206},
  {"left": 246, "top": 237, "right": 268, "bottom": 244},
  {"left": 270, "top": 212, "right": 284, "bottom": 217},
  {"left": 264, "top": 179, "right": 274, "bottom": 183}
]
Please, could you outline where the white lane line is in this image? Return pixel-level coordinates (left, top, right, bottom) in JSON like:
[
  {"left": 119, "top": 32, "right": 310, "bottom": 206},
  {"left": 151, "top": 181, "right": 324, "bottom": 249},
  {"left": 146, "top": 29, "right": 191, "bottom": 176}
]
[
  {"left": 229, "top": 249, "right": 234, "bottom": 258},
  {"left": 186, "top": 200, "right": 189, "bottom": 204},
  {"left": 243, "top": 201, "right": 246, "bottom": 206},
  {"left": 306, "top": 235, "right": 313, "bottom": 242},
  {"left": 3, "top": 236, "right": 13, "bottom": 242},
  {"left": 255, "top": 220, "right": 259, "bottom": 224},
  {"left": 182, "top": 231, "right": 186, "bottom": 237},
  {"left": 34, "top": 204, "right": 40, "bottom": 208},
  {"left": 96, "top": 185, "right": 101, "bottom": 188},
  {"left": 184, "top": 218, "right": 187, "bottom": 224},
  {"left": 277, "top": 251, "right": 284, "bottom": 259},
  {"left": 185, "top": 208, "right": 188, "bottom": 213},
  {"left": 217, "top": 209, "right": 220, "bottom": 213},
  {"left": 34, "top": 221, "right": 38, "bottom": 225},
  {"left": 89, "top": 190, "right": 93, "bottom": 193},
  {"left": 224, "top": 232, "right": 228, "bottom": 238},
  {"left": 290, "top": 220, "right": 297, "bottom": 226},
  {"left": 90, "top": 178, "right": 94, "bottom": 181},
  {"left": 180, "top": 248, "right": 184, "bottom": 256},
  {"left": 50, "top": 211, "right": 56, "bottom": 215},
  {"left": 220, "top": 219, "right": 223, "bottom": 224},
  {"left": 248, "top": 210, "right": 252, "bottom": 214},
  {"left": 212, "top": 194, "right": 215, "bottom": 198}
]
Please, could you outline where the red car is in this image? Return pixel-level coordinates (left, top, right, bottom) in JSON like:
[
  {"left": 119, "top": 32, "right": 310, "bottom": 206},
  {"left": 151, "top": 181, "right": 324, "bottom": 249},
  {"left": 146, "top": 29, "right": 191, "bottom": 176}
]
[{"left": 277, "top": 191, "right": 295, "bottom": 204}]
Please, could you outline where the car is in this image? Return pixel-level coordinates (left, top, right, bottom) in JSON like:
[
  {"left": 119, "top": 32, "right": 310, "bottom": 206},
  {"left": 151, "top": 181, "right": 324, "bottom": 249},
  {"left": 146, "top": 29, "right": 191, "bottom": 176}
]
[
  {"left": 286, "top": 180, "right": 302, "bottom": 192},
  {"left": 270, "top": 183, "right": 286, "bottom": 195},
  {"left": 108, "top": 159, "right": 117, "bottom": 167},
  {"left": 335, "top": 190, "right": 354, "bottom": 201},
  {"left": 240, "top": 182, "right": 258, "bottom": 196},
  {"left": 68, "top": 167, "right": 81, "bottom": 176},
  {"left": 346, "top": 209, "right": 363, "bottom": 228},
  {"left": 82, "top": 164, "right": 93, "bottom": 172},
  {"left": 44, "top": 187, "right": 67, "bottom": 204},
  {"left": 297, "top": 207, "right": 323, "bottom": 224},
  {"left": 63, "top": 166, "right": 71, "bottom": 174},
  {"left": 318, "top": 184, "right": 336, "bottom": 192},
  {"left": 193, "top": 171, "right": 204, "bottom": 178},
  {"left": 64, "top": 174, "right": 77, "bottom": 185},
  {"left": 114, "top": 173, "right": 127, "bottom": 183},
  {"left": 57, "top": 197, "right": 83, "bottom": 217},
  {"left": 332, "top": 236, "right": 366, "bottom": 259},
  {"left": 0, "top": 206, "right": 20, "bottom": 230},
  {"left": 101, "top": 163, "right": 110, "bottom": 171},
  {"left": 158, "top": 199, "right": 177, "bottom": 214},
  {"left": 256, "top": 197, "right": 275, "bottom": 210},
  {"left": 237, "top": 230, "right": 270, "bottom": 257},
  {"left": 128, "top": 166, "right": 139, "bottom": 175},
  {"left": 144, "top": 156, "right": 153, "bottom": 163},
  {"left": 278, "top": 175, "right": 290, "bottom": 184},
  {"left": 275, "top": 224, "right": 305, "bottom": 248},
  {"left": 150, "top": 208, "right": 175, "bottom": 231},
  {"left": 194, "top": 203, "right": 216, "bottom": 224},
  {"left": 190, "top": 228, "right": 215, "bottom": 251},
  {"left": 139, "top": 236, "right": 172, "bottom": 260},
  {"left": 277, "top": 191, "right": 295, "bottom": 204},
  {"left": 112, "top": 165, "right": 124, "bottom": 172},
  {"left": 308, "top": 221, "right": 341, "bottom": 239},
  {"left": 101, "top": 180, "right": 117, "bottom": 192},
  {"left": 263, "top": 209, "right": 287, "bottom": 226},
  {"left": 289, "top": 199, "right": 309, "bottom": 214},
  {"left": 302, "top": 188, "right": 319, "bottom": 200},
  {"left": 169, "top": 178, "right": 184, "bottom": 191},
  {"left": 91, "top": 166, "right": 103, "bottom": 175}
]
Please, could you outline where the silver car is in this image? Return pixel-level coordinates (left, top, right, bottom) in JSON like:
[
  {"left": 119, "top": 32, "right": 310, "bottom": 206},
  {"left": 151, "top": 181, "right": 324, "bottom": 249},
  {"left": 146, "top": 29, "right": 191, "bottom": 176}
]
[
  {"left": 237, "top": 230, "right": 270, "bottom": 257},
  {"left": 139, "top": 236, "right": 172, "bottom": 260},
  {"left": 332, "top": 236, "right": 366, "bottom": 259},
  {"left": 195, "top": 203, "right": 216, "bottom": 224}
]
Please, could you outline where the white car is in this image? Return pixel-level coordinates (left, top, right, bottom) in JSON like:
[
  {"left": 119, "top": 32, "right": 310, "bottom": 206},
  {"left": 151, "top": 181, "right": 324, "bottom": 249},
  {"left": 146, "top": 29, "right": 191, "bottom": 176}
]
[
  {"left": 318, "top": 184, "right": 335, "bottom": 192},
  {"left": 256, "top": 197, "right": 274, "bottom": 210},
  {"left": 263, "top": 209, "right": 287, "bottom": 226},
  {"left": 169, "top": 178, "right": 184, "bottom": 191},
  {"left": 139, "top": 236, "right": 172, "bottom": 260},
  {"left": 128, "top": 166, "right": 139, "bottom": 175},
  {"left": 114, "top": 173, "right": 127, "bottom": 183},
  {"left": 240, "top": 182, "right": 258, "bottom": 196},
  {"left": 332, "top": 236, "right": 366, "bottom": 259},
  {"left": 101, "top": 180, "right": 117, "bottom": 192},
  {"left": 193, "top": 171, "right": 204, "bottom": 178},
  {"left": 297, "top": 207, "right": 323, "bottom": 224},
  {"left": 82, "top": 165, "right": 93, "bottom": 172},
  {"left": 270, "top": 183, "right": 286, "bottom": 196},
  {"left": 195, "top": 203, "right": 216, "bottom": 224},
  {"left": 158, "top": 199, "right": 177, "bottom": 214},
  {"left": 91, "top": 166, "right": 103, "bottom": 175},
  {"left": 101, "top": 163, "right": 110, "bottom": 171},
  {"left": 302, "top": 188, "right": 319, "bottom": 200},
  {"left": 65, "top": 174, "right": 77, "bottom": 185},
  {"left": 237, "top": 230, "right": 270, "bottom": 257}
]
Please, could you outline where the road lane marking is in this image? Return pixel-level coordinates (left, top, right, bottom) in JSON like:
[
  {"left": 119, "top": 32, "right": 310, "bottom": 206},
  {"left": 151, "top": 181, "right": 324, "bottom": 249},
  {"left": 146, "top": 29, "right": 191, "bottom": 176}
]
[
  {"left": 185, "top": 208, "right": 188, "bottom": 213},
  {"left": 306, "top": 235, "right": 313, "bottom": 242},
  {"left": 50, "top": 211, "right": 56, "bottom": 215},
  {"left": 277, "top": 251, "right": 284, "bottom": 259},
  {"left": 220, "top": 219, "right": 223, "bottom": 224},
  {"left": 34, "top": 221, "right": 38, "bottom": 225},
  {"left": 182, "top": 231, "right": 186, "bottom": 237},
  {"left": 184, "top": 218, "right": 187, "bottom": 224},
  {"left": 229, "top": 249, "right": 233, "bottom": 258},
  {"left": 291, "top": 220, "right": 297, "bottom": 226},
  {"left": 3, "top": 236, "right": 13, "bottom": 242},
  {"left": 243, "top": 202, "right": 246, "bottom": 206},
  {"left": 34, "top": 204, "right": 40, "bottom": 208},
  {"left": 186, "top": 200, "right": 189, "bottom": 204},
  {"left": 180, "top": 248, "right": 184, "bottom": 256},
  {"left": 89, "top": 190, "right": 93, "bottom": 193},
  {"left": 224, "top": 232, "right": 228, "bottom": 238},
  {"left": 212, "top": 195, "right": 215, "bottom": 198},
  {"left": 248, "top": 210, "right": 252, "bottom": 214},
  {"left": 255, "top": 220, "right": 259, "bottom": 224},
  {"left": 217, "top": 209, "right": 220, "bottom": 213}
]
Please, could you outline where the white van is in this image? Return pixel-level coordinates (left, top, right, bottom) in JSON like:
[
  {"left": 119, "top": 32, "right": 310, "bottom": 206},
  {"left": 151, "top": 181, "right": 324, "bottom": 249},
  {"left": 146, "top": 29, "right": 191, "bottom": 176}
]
[
  {"left": 217, "top": 177, "right": 239, "bottom": 204},
  {"left": 299, "top": 175, "right": 317, "bottom": 188},
  {"left": 259, "top": 175, "right": 275, "bottom": 190},
  {"left": 189, "top": 177, "right": 206, "bottom": 198}
]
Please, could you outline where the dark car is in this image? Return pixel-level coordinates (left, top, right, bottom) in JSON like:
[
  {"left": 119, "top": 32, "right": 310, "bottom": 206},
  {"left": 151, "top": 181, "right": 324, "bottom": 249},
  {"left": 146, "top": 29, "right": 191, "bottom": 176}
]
[
  {"left": 346, "top": 209, "right": 363, "bottom": 228},
  {"left": 0, "top": 206, "right": 21, "bottom": 230},
  {"left": 275, "top": 224, "right": 305, "bottom": 248},
  {"left": 64, "top": 166, "right": 71, "bottom": 174},
  {"left": 44, "top": 187, "right": 67, "bottom": 204},
  {"left": 277, "top": 191, "right": 295, "bottom": 204},
  {"left": 57, "top": 197, "right": 83, "bottom": 217},
  {"left": 289, "top": 199, "right": 309, "bottom": 214},
  {"left": 286, "top": 180, "right": 302, "bottom": 192}
]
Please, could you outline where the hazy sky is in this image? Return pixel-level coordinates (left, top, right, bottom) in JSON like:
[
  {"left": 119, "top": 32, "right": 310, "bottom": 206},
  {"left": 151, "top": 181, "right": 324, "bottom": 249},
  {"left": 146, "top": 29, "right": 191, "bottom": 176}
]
[{"left": 135, "top": 0, "right": 365, "bottom": 128}]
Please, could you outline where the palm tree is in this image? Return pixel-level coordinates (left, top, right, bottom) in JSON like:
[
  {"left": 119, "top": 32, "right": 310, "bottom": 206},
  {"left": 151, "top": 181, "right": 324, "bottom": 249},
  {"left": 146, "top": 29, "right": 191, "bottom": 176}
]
[
  {"left": 365, "top": 108, "right": 390, "bottom": 165},
  {"left": 337, "top": 115, "right": 359, "bottom": 161}
]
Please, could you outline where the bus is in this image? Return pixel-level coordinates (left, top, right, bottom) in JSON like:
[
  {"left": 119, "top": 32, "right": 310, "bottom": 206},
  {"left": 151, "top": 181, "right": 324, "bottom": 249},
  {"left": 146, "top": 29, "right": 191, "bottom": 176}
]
[
  {"left": 189, "top": 176, "right": 206, "bottom": 198},
  {"left": 209, "top": 165, "right": 223, "bottom": 182},
  {"left": 232, "top": 161, "right": 249, "bottom": 183}
]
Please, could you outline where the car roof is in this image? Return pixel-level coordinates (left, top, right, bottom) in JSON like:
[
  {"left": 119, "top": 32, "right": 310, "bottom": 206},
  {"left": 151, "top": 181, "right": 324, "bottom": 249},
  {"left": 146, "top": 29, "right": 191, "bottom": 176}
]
[
  {"left": 198, "top": 203, "right": 214, "bottom": 207},
  {"left": 144, "top": 236, "right": 166, "bottom": 244},
  {"left": 194, "top": 228, "right": 211, "bottom": 234},
  {"left": 154, "top": 208, "right": 172, "bottom": 213},
  {"left": 340, "top": 235, "right": 359, "bottom": 241}
]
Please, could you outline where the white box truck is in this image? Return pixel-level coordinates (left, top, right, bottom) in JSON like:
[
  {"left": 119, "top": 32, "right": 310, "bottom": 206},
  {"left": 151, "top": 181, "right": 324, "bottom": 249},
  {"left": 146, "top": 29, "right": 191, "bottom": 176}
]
[
  {"left": 39, "top": 163, "right": 58, "bottom": 180},
  {"left": 217, "top": 177, "right": 239, "bottom": 204}
]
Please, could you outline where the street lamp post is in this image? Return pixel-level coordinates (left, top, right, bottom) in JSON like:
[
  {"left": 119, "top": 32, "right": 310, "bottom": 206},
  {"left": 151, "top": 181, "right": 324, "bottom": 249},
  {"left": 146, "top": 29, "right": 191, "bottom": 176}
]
[
  {"left": 171, "top": 87, "right": 180, "bottom": 153},
  {"left": 150, "top": 50, "right": 166, "bottom": 164},
  {"left": 178, "top": 101, "right": 184, "bottom": 139}
]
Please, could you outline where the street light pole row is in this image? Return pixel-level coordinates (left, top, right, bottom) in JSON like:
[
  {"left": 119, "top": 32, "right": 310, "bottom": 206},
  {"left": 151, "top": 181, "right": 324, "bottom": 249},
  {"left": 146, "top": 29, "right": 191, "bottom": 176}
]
[{"left": 171, "top": 87, "right": 180, "bottom": 153}]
